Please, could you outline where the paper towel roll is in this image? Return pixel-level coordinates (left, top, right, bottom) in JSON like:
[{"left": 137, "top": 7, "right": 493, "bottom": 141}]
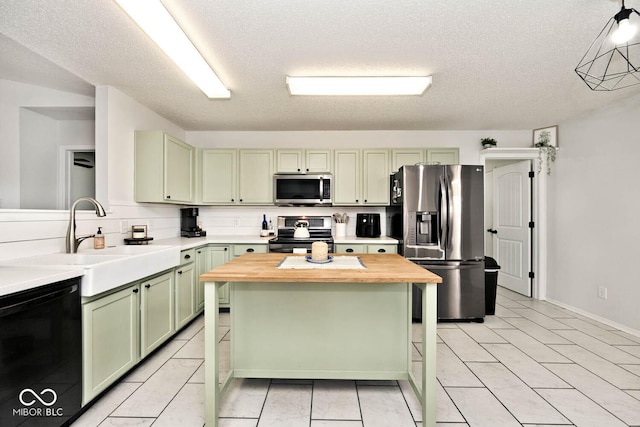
[{"left": 311, "top": 241, "right": 329, "bottom": 260}]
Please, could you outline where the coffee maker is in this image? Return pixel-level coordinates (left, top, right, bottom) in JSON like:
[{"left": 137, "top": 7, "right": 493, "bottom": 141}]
[
  {"left": 355, "top": 213, "right": 381, "bottom": 238},
  {"left": 181, "top": 208, "right": 206, "bottom": 237}
]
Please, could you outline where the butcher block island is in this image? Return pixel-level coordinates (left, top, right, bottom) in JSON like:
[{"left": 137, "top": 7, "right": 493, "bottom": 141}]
[{"left": 200, "top": 253, "right": 442, "bottom": 427}]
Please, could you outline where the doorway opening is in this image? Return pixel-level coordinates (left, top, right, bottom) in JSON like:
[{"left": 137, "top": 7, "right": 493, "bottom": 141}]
[
  {"left": 480, "top": 148, "right": 548, "bottom": 301},
  {"left": 58, "top": 146, "right": 95, "bottom": 210}
]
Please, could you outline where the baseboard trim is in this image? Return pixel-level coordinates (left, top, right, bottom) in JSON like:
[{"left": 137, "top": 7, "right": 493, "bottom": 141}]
[{"left": 545, "top": 297, "right": 640, "bottom": 339}]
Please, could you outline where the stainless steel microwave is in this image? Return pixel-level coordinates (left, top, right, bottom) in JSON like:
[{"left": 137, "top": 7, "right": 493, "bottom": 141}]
[{"left": 273, "top": 174, "right": 332, "bottom": 206}]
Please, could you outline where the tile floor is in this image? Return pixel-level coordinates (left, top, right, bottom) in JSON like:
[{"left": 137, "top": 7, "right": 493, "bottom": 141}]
[{"left": 73, "top": 286, "right": 640, "bottom": 427}]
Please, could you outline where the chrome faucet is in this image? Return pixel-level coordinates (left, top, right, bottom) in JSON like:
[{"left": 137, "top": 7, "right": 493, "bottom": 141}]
[{"left": 66, "top": 197, "right": 107, "bottom": 253}]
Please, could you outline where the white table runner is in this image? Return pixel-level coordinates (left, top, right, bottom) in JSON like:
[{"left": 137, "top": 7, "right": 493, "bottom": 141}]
[{"left": 277, "top": 256, "right": 366, "bottom": 270}]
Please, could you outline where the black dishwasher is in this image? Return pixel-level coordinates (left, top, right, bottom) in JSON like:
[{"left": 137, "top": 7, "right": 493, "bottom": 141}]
[{"left": 0, "top": 277, "right": 82, "bottom": 427}]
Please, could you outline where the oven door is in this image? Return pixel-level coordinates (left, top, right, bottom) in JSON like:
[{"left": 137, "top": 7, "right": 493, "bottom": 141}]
[
  {"left": 268, "top": 240, "right": 334, "bottom": 254},
  {"left": 268, "top": 240, "right": 312, "bottom": 253}
]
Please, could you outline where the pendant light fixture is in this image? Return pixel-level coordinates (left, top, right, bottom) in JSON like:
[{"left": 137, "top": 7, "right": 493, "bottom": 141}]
[{"left": 575, "top": 0, "right": 640, "bottom": 91}]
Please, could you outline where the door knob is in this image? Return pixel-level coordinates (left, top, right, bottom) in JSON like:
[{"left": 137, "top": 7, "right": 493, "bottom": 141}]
[{"left": 487, "top": 228, "right": 498, "bottom": 234}]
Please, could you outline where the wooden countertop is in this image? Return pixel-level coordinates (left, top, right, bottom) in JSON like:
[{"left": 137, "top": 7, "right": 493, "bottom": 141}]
[{"left": 200, "top": 253, "right": 442, "bottom": 284}]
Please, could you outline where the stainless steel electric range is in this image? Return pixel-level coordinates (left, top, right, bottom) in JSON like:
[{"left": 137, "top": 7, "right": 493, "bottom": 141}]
[{"left": 268, "top": 216, "right": 334, "bottom": 253}]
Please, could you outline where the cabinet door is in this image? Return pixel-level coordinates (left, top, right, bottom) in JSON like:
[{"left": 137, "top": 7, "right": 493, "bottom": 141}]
[
  {"left": 82, "top": 284, "right": 139, "bottom": 405},
  {"left": 175, "top": 263, "right": 196, "bottom": 331},
  {"left": 207, "top": 246, "right": 230, "bottom": 305},
  {"left": 195, "top": 246, "right": 210, "bottom": 312},
  {"left": 427, "top": 148, "right": 459, "bottom": 165},
  {"left": 140, "top": 272, "right": 175, "bottom": 358},
  {"left": 305, "top": 150, "right": 332, "bottom": 173},
  {"left": 164, "top": 134, "right": 194, "bottom": 202},
  {"left": 362, "top": 149, "right": 389, "bottom": 205},
  {"left": 238, "top": 150, "right": 274, "bottom": 204},
  {"left": 276, "top": 149, "right": 303, "bottom": 173},
  {"left": 391, "top": 149, "right": 425, "bottom": 172},
  {"left": 201, "top": 149, "right": 237, "bottom": 204},
  {"left": 334, "top": 150, "right": 361, "bottom": 205}
]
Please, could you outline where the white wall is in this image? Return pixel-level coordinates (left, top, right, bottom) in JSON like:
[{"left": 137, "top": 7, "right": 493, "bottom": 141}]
[
  {"left": 20, "top": 109, "right": 58, "bottom": 209},
  {"left": 548, "top": 93, "right": 640, "bottom": 333},
  {"left": 0, "top": 79, "right": 94, "bottom": 208},
  {"left": 0, "top": 85, "right": 186, "bottom": 259},
  {"left": 20, "top": 110, "right": 95, "bottom": 209}
]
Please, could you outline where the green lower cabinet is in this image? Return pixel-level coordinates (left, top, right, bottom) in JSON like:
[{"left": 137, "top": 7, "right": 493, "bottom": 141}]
[
  {"left": 335, "top": 243, "right": 398, "bottom": 254},
  {"left": 174, "top": 261, "right": 197, "bottom": 331},
  {"left": 207, "top": 246, "right": 231, "bottom": 306},
  {"left": 82, "top": 284, "right": 140, "bottom": 405},
  {"left": 141, "top": 271, "right": 175, "bottom": 358},
  {"left": 82, "top": 270, "right": 175, "bottom": 406},
  {"left": 195, "top": 246, "right": 211, "bottom": 311}
]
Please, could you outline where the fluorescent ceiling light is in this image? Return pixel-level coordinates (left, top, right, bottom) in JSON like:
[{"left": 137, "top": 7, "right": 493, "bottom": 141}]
[
  {"left": 115, "top": 0, "right": 230, "bottom": 99},
  {"left": 286, "top": 76, "right": 432, "bottom": 96}
]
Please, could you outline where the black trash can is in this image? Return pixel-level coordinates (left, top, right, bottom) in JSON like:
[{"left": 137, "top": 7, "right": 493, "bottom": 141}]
[{"left": 484, "top": 257, "right": 500, "bottom": 315}]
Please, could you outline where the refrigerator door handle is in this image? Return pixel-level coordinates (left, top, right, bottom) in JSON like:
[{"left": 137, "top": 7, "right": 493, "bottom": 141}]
[
  {"left": 445, "top": 172, "right": 453, "bottom": 252},
  {"left": 439, "top": 176, "right": 448, "bottom": 252}
]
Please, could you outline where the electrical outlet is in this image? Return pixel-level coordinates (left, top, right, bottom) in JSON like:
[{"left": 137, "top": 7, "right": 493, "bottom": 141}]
[
  {"left": 598, "top": 286, "right": 608, "bottom": 300},
  {"left": 148, "top": 219, "right": 154, "bottom": 232},
  {"left": 120, "top": 220, "right": 129, "bottom": 234}
]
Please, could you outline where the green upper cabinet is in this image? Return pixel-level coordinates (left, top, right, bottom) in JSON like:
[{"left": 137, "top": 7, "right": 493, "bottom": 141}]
[
  {"left": 334, "top": 149, "right": 361, "bottom": 205},
  {"left": 426, "top": 148, "right": 459, "bottom": 165},
  {"left": 391, "top": 149, "right": 426, "bottom": 172},
  {"left": 238, "top": 149, "right": 274, "bottom": 204},
  {"left": 276, "top": 149, "right": 332, "bottom": 173},
  {"left": 306, "top": 150, "right": 332, "bottom": 173},
  {"left": 334, "top": 149, "right": 389, "bottom": 206},
  {"left": 200, "top": 149, "right": 237, "bottom": 204},
  {"left": 135, "top": 131, "right": 195, "bottom": 204},
  {"left": 193, "top": 146, "right": 458, "bottom": 206},
  {"left": 362, "top": 149, "right": 389, "bottom": 205}
]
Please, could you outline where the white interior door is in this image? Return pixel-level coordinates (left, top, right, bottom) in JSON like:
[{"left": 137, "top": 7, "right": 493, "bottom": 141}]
[{"left": 492, "top": 161, "right": 532, "bottom": 296}]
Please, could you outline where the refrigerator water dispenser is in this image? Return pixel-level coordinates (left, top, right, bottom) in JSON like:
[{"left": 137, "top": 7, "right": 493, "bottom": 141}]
[{"left": 416, "top": 211, "right": 438, "bottom": 245}]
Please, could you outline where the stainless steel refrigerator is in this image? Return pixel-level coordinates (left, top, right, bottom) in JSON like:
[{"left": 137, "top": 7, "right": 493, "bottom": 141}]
[{"left": 387, "top": 164, "right": 485, "bottom": 321}]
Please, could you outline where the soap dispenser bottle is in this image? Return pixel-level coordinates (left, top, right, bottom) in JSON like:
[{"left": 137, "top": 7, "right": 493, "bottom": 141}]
[{"left": 94, "top": 227, "right": 105, "bottom": 249}]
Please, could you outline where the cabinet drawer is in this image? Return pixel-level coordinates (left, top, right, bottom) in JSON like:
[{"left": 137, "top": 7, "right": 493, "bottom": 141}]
[
  {"left": 233, "top": 244, "right": 268, "bottom": 257},
  {"left": 335, "top": 244, "right": 367, "bottom": 254},
  {"left": 179, "top": 249, "right": 196, "bottom": 265},
  {"left": 367, "top": 245, "right": 397, "bottom": 254}
]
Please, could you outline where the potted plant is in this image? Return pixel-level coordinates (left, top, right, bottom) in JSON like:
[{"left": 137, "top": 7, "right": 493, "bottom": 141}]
[
  {"left": 481, "top": 137, "right": 497, "bottom": 149},
  {"left": 534, "top": 129, "right": 557, "bottom": 175}
]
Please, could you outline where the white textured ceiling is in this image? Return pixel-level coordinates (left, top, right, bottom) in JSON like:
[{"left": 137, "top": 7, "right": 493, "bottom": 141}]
[{"left": 1, "top": 0, "right": 638, "bottom": 131}]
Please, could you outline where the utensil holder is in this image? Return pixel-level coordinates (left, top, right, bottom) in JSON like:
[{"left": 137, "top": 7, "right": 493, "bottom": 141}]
[{"left": 335, "top": 223, "right": 346, "bottom": 237}]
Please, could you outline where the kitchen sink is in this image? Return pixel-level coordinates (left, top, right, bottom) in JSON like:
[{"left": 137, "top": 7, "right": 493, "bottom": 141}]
[{"left": 1, "top": 245, "right": 180, "bottom": 297}]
